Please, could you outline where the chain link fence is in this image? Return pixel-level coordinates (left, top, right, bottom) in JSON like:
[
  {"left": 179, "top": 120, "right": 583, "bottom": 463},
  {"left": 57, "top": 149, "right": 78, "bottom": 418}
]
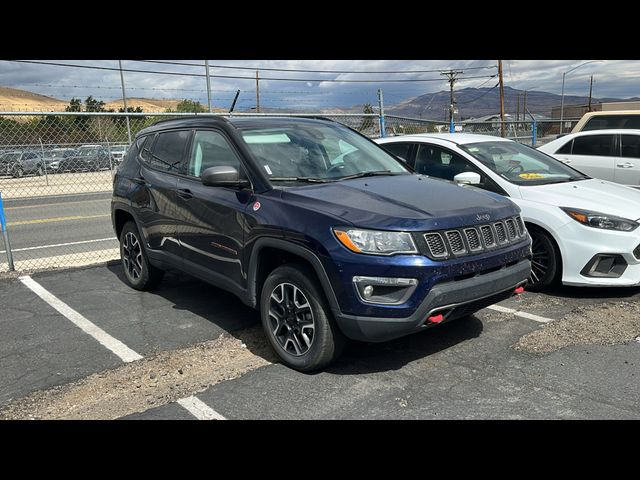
[{"left": 0, "top": 111, "right": 579, "bottom": 274}]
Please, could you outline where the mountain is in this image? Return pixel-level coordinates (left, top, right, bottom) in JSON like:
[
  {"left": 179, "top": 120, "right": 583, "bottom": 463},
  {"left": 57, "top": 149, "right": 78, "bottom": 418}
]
[
  {"left": 385, "top": 86, "right": 640, "bottom": 121},
  {"left": 0, "top": 86, "right": 68, "bottom": 112}
]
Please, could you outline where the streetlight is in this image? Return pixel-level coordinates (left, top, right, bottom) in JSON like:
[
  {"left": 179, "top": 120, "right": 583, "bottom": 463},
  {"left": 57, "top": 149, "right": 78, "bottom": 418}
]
[{"left": 559, "top": 60, "right": 602, "bottom": 133}]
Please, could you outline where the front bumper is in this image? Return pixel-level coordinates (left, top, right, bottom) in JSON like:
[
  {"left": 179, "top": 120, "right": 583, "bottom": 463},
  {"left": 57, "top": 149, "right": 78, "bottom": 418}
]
[
  {"left": 556, "top": 220, "right": 640, "bottom": 287},
  {"left": 334, "top": 258, "right": 530, "bottom": 342}
]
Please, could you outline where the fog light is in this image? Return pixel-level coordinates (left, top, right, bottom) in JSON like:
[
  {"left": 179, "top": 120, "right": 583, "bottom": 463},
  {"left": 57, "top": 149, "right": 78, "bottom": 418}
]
[
  {"left": 634, "top": 244, "right": 640, "bottom": 260},
  {"left": 580, "top": 254, "right": 628, "bottom": 278},
  {"left": 353, "top": 276, "right": 418, "bottom": 305}
]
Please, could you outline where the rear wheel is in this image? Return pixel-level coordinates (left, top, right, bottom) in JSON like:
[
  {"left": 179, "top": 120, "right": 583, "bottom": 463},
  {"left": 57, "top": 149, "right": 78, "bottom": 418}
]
[
  {"left": 11, "top": 165, "right": 24, "bottom": 178},
  {"left": 527, "top": 227, "right": 560, "bottom": 291},
  {"left": 36, "top": 165, "right": 44, "bottom": 176},
  {"left": 260, "top": 264, "right": 345, "bottom": 372},
  {"left": 119, "top": 221, "right": 164, "bottom": 290}
]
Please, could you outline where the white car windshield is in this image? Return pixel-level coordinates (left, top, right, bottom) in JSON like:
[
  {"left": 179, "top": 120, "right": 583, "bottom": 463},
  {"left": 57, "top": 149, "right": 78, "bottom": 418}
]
[
  {"left": 459, "top": 141, "right": 589, "bottom": 186},
  {"left": 240, "top": 124, "right": 409, "bottom": 182}
]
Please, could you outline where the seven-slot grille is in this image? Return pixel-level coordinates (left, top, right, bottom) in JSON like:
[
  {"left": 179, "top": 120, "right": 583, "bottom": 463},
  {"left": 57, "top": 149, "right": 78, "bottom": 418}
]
[{"left": 423, "top": 216, "right": 528, "bottom": 260}]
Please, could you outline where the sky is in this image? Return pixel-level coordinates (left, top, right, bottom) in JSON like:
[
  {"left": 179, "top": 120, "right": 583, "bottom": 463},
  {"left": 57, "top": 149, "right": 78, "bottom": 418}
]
[{"left": 1, "top": 60, "right": 639, "bottom": 111}]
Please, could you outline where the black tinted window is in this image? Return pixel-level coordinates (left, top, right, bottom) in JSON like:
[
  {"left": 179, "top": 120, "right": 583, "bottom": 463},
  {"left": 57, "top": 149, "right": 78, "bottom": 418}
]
[
  {"left": 621, "top": 135, "right": 640, "bottom": 159},
  {"left": 140, "top": 135, "right": 155, "bottom": 163},
  {"left": 571, "top": 135, "right": 614, "bottom": 156},
  {"left": 583, "top": 115, "right": 640, "bottom": 131},
  {"left": 414, "top": 144, "right": 473, "bottom": 180},
  {"left": 381, "top": 142, "right": 412, "bottom": 162},
  {"left": 556, "top": 139, "right": 573, "bottom": 154},
  {"left": 150, "top": 130, "right": 190, "bottom": 172}
]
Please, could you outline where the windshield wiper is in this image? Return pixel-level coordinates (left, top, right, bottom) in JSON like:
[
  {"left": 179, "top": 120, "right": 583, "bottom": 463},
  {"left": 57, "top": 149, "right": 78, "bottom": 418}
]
[
  {"left": 269, "top": 176, "right": 332, "bottom": 183},
  {"left": 335, "top": 170, "right": 399, "bottom": 181}
]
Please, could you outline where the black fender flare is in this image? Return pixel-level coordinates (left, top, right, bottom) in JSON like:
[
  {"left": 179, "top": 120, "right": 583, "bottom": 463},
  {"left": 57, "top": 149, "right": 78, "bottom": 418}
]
[{"left": 247, "top": 237, "right": 341, "bottom": 314}]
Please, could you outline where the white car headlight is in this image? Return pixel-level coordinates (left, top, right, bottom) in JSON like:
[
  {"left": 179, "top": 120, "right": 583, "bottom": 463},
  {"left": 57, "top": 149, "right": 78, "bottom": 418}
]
[
  {"left": 333, "top": 227, "right": 418, "bottom": 255},
  {"left": 561, "top": 207, "right": 639, "bottom": 232}
]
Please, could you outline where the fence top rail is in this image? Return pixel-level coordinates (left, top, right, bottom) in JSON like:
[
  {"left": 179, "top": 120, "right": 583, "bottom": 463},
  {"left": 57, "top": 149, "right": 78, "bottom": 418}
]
[
  {"left": 385, "top": 114, "right": 446, "bottom": 123},
  {"left": 0, "top": 111, "right": 379, "bottom": 118}
]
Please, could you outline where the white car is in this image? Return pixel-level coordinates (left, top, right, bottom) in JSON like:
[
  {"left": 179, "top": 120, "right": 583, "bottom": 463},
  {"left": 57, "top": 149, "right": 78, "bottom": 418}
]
[
  {"left": 537, "top": 129, "right": 640, "bottom": 188},
  {"left": 376, "top": 133, "right": 640, "bottom": 289}
]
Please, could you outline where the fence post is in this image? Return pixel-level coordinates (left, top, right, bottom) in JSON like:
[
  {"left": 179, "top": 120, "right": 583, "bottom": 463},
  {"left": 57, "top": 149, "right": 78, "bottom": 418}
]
[
  {"left": 532, "top": 120, "right": 537, "bottom": 146},
  {"left": 449, "top": 118, "right": 455, "bottom": 133},
  {"left": 377, "top": 88, "right": 386, "bottom": 138},
  {"left": 0, "top": 192, "right": 15, "bottom": 272},
  {"left": 38, "top": 137, "right": 49, "bottom": 186}
]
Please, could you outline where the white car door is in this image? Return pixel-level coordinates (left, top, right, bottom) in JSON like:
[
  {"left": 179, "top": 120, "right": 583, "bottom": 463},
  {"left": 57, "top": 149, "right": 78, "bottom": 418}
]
[
  {"left": 557, "top": 133, "right": 616, "bottom": 181},
  {"left": 615, "top": 134, "right": 640, "bottom": 187}
]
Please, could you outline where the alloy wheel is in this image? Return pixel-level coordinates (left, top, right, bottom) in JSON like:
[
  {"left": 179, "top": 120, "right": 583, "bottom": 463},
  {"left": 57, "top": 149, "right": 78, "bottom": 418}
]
[
  {"left": 122, "top": 231, "right": 143, "bottom": 281},
  {"left": 530, "top": 234, "right": 550, "bottom": 285},
  {"left": 268, "top": 282, "right": 315, "bottom": 356}
]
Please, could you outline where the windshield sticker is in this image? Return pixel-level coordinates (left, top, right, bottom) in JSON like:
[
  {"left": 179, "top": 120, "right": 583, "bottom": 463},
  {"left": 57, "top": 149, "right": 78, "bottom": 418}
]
[
  {"left": 264, "top": 165, "right": 273, "bottom": 175},
  {"left": 518, "top": 173, "right": 545, "bottom": 179}
]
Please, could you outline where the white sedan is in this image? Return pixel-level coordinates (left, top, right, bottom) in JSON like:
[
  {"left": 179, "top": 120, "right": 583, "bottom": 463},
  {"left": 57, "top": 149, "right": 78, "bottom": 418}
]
[
  {"left": 537, "top": 129, "right": 640, "bottom": 188},
  {"left": 376, "top": 133, "right": 640, "bottom": 289}
]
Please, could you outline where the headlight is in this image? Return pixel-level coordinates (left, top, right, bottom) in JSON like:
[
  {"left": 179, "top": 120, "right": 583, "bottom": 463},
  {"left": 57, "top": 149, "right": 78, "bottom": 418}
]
[
  {"left": 333, "top": 227, "right": 418, "bottom": 255},
  {"left": 561, "top": 207, "right": 639, "bottom": 232}
]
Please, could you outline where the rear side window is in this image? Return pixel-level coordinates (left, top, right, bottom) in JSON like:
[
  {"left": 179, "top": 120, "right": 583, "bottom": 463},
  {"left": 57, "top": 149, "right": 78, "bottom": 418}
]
[
  {"left": 621, "top": 135, "right": 640, "bottom": 158},
  {"left": 147, "top": 130, "right": 191, "bottom": 172},
  {"left": 583, "top": 115, "right": 640, "bottom": 131},
  {"left": 556, "top": 139, "right": 573, "bottom": 154},
  {"left": 381, "top": 142, "right": 412, "bottom": 162},
  {"left": 571, "top": 135, "right": 615, "bottom": 156},
  {"left": 140, "top": 135, "right": 155, "bottom": 163}
]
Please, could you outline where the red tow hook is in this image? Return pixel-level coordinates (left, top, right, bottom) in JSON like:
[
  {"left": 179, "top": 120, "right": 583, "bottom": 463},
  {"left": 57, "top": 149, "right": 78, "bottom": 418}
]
[
  {"left": 427, "top": 313, "right": 444, "bottom": 324},
  {"left": 514, "top": 286, "right": 525, "bottom": 295}
]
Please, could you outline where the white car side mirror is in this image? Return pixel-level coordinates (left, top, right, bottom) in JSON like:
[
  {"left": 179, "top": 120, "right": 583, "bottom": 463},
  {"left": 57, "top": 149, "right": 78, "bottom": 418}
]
[{"left": 454, "top": 171, "right": 481, "bottom": 185}]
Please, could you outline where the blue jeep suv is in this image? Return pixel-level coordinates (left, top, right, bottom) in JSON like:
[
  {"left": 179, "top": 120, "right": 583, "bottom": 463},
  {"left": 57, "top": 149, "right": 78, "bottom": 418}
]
[{"left": 111, "top": 116, "right": 531, "bottom": 371}]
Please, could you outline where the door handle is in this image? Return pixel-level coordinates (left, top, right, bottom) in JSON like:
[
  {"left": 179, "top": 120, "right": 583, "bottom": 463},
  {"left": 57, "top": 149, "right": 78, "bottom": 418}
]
[
  {"left": 616, "top": 162, "right": 634, "bottom": 168},
  {"left": 177, "top": 188, "right": 193, "bottom": 200},
  {"left": 132, "top": 177, "right": 150, "bottom": 186}
]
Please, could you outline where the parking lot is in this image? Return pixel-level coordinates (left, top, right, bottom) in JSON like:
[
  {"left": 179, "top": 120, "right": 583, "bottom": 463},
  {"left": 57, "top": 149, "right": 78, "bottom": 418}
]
[{"left": 1, "top": 261, "right": 639, "bottom": 420}]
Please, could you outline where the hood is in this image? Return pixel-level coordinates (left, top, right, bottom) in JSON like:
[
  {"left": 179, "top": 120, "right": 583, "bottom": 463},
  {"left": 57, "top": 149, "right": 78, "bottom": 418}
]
[
  {"left": 280, "top": 174, "right": 519, "bottom": 231},
  {"left": 519, "top": 178, "right": 640, "bottom": 221}
]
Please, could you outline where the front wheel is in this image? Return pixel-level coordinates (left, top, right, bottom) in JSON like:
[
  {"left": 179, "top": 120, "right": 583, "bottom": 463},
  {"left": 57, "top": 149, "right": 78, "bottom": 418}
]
[
  {"left": 527, "top": 228, "right": 560, "bottom": 291},
  {"left": 11, "top": 165, "right": 24, "bottom": 178},
  {"left": 119, "top": 221, "right": 164, "bottom": 290},
  {"left": 260, "top": 264, "right": 345, "bottom": 372}
]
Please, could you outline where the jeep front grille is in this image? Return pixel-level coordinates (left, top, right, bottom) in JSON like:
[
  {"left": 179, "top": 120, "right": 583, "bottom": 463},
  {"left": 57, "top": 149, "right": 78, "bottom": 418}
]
[{"left": 423, "top": 216, "right": 527, "bottom": 260}]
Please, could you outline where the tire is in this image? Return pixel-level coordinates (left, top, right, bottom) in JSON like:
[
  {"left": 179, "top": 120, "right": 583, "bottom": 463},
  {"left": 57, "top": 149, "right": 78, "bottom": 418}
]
[
  {"left": 527, "top": 227, "right": 560, "bottom": 291},
  {"left": 119, "top": 221, "right": 164, "bottom": 290},
  {"left": 12, "top": 165, "right": 24, "bottom": 178},
  {"left": 36, "top": 165, "right": 44, "bottom": 176},
  {"left": 260, "top": 264, "right": 346, "bottom": 372}
]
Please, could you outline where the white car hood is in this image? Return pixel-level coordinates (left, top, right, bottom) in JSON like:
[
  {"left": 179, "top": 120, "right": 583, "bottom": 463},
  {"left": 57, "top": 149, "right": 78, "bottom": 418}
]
[{"left": 519, "top": 178, "right": 640, "bottom": 221}]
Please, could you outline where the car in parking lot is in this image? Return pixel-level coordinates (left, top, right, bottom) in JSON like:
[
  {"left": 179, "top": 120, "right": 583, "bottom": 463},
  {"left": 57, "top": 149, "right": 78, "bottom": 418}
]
[
  {"left": 377, "top": 133, "right": 640, "bottom": 289},
  {"left": 41, "top": 147, "right": 78, "bottom": 173},
  {"left": 109, "top": 145, "right": 128, "bottom": 165},
  {"left": 0, "top": 150, "right": 45, "bottom": 177},
  {"left": 58, "top": 144, "right": 114, "bottom": 172},
  {"left": 112, "top": 117, "right": 532, "bottom": 371},
  {"left": 571, "top": 110, "right": 640, "bottom": 133},
  {"left": 537, "top": 129, "right": 640, "bottom": 188}
]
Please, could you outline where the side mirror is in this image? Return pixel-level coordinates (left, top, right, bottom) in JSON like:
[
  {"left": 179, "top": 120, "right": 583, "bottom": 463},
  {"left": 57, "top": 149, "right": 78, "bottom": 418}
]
[
  {"left": 201, "top": 166, "right": 250, "bottom": 188},
  {"left": 454, "top": 171, "right": 481, "bottom": 185}
]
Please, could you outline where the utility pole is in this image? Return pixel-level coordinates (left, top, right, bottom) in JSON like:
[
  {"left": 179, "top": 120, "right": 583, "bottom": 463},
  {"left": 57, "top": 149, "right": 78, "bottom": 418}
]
[
  {"left": 441, "top": 69, "right": 463, "bottom": 132},
  {"left": 523, "top": 90, "right": 527, "bottom": 120},
  {"left": 588, "top": 75, "right": 594, "bottom": 112},
  {"left": 377, "top": 88, "right": 386, "bottom": 138},
  {"left": 255, "top": 70, "right": 260, "bottom": 113},
  {"left": 118, "top": 60, "right": 132, "bottom": 144},
  {"left": 498, "top": 60, "right": 505, "bottom": 137},
  {"left": 205, "top": 60, "right": 212, "bottom": 113},
  {"left": 516, "top": 93, "right": 520, "bottom": 123}
]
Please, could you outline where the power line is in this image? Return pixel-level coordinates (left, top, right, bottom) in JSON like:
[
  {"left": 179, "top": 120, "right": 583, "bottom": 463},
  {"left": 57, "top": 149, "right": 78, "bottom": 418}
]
[
  {"left": 135, "top": 60, "right": 498, "bottom": 74},
  {"left": 7, "top": 60, "right": 495, "bottom": 84}
]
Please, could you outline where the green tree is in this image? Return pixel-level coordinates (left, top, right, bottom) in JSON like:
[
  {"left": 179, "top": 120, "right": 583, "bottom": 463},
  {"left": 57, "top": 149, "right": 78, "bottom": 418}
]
[
  {"left": 65, "top": 97, "right": 82, "bottom": 112},
  {"left": 360, "top": 103, "right": 375, "bottom": 131},
  {"left": 84, "top": 96, "right": 106, "bottom": 112},
  {"left": 176, "top": 99, "right": 207, "bottom": 113}
]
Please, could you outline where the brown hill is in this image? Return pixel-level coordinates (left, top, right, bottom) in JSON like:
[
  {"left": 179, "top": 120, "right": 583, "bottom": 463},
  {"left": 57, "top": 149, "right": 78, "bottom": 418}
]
[{"left": 0, "top": 86, "right": 67, "bottom": 112}]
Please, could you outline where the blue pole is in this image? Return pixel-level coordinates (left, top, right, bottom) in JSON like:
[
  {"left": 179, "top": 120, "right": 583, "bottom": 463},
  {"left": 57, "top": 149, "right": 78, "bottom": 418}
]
[
  {"left": 532, "top": 120, "right": 537, "bottom": 147},
  {"left": 449, "top": 117, "right": 454, "bottom": 133},
  {"left": 0, "top": 192, "right": 15, "bottom": 271}
]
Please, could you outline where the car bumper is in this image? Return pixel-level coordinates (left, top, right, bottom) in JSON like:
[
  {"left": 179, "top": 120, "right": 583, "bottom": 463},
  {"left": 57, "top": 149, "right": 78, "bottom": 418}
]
[
  {"left": 333, "top": 258, "right": 530, "bottom": 342},
  {"left": 557, "top": 221, "right": 640, "bottom": 287}
]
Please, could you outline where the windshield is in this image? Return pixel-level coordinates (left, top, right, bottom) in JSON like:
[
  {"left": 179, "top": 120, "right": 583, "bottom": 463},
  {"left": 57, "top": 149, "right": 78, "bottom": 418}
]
[
  {"left": 239, "top": 123, "right": 409, "bottom": 182},
  {"left": 0, "top": 152, "right": 21, "bottom": 161},
  {"left": 78, "top": 147, "right": 99, "bottom": 155},
  {"left": 50, "top": 149, "right": 73, "bottom": 158},
  {"left": 459, "top": 141, "right": 589, "bottom": 186}
]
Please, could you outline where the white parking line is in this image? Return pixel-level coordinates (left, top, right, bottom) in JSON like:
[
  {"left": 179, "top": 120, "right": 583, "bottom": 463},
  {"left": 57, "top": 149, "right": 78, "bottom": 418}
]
[
  {"left": 18, "top": 274, "right": 227, "bottom": 420},
  {"left": 177, "top": 396, "right": 227, "bottom": 420},
  {"left": 0, "top": 237, "right": 116, "bottom": 254},
  {"left": 486, "top": 304, "right": 554, "bottom": 323}
]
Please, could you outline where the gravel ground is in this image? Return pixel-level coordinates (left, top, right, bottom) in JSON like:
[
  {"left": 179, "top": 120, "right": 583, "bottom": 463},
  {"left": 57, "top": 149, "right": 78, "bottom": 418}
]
[
  {"left": 0, "top": 327, "right": 276, "bottom": 420},
  {"left": 514, "top": 300, "right": 640, "bottom": 354}
]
